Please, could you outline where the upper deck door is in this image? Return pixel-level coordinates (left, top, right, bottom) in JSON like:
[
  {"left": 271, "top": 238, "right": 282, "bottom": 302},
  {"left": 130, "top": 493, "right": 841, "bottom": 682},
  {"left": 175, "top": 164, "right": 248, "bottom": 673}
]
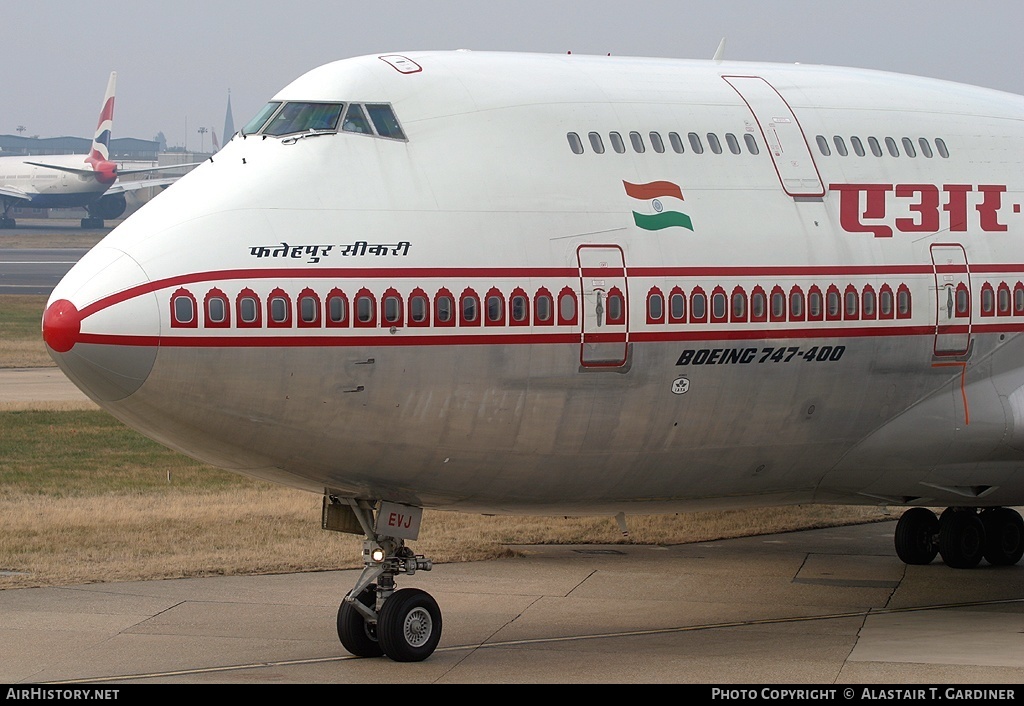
[
  {"left": 931, "top": 244, "right": 972, "bottom": 357},
  {"left": 722, "top": 76, "right": 825, "bottom": 197},
  {"left": 578, "top": 245, "right": 629, "bottom": 368}
]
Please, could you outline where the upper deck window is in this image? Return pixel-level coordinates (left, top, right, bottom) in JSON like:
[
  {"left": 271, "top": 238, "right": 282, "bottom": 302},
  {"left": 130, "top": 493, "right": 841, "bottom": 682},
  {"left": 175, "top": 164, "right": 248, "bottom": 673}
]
[
  {"left": 242, "top": 102, "right": 282, "bottom": 135},
  {"left": 366, "top": 104, "right": 407, "bottom": 140},
  {"left": 263, "top": 102, "right": 344, "bottom": 136}
]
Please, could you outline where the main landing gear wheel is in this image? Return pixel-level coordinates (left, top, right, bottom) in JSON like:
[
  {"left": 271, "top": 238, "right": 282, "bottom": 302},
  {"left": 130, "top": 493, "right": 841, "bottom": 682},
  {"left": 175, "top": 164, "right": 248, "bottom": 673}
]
[
  {"left": 377, "top": 588, "right": 442, "bottom": 663},
  {"left": 337, "top": 584, "right": 383, "bottom": 658},
  {"left": 894, "top": 507, "right": 939, "bottom": 565},
  {"left": 938, "top": 509, "right": 985, "bottom": 569},
  {"left": 981, "top": 507, "right": 1024, "bottom": 566}
]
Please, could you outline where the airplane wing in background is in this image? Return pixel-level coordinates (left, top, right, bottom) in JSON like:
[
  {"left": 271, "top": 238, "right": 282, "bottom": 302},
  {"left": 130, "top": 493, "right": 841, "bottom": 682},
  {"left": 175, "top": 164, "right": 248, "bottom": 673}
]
[
  {"left": 105, "top": 175, "right": 191, "bottom": 194},
  {"left": 25, "top": 161, "right": 200, "bottom": 179},
  {"left": 0, "top": 185, "right": 31, "bottom": 202}
]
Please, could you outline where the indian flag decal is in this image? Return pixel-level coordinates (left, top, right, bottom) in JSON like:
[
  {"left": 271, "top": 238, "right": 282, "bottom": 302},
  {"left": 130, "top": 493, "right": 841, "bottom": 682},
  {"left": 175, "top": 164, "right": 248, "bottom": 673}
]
[{"left": 624, "top": 180, "right": 694, "bottom": 231}]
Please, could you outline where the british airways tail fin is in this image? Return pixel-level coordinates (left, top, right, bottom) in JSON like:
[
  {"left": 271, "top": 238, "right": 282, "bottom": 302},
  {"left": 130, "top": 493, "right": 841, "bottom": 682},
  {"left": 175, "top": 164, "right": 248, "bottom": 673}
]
[{"left": 86, "top": 72, "right": 117, "bottom": 181}]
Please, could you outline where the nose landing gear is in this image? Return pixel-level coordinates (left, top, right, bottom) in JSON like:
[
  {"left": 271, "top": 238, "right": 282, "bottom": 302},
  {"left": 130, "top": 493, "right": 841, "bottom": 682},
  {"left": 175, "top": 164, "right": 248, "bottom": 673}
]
[{"left": 325, "top": 497, "right": 441, "bottom": 662}]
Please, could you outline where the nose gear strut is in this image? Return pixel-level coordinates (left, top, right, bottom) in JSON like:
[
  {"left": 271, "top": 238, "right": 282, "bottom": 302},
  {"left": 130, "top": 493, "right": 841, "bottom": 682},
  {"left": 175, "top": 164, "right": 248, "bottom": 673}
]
[{"left": 326, "top": 497, "right": 441, "bottom": 662}]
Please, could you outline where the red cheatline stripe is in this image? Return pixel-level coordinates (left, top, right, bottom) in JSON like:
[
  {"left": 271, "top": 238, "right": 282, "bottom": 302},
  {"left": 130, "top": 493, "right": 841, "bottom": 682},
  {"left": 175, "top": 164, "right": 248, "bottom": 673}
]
[{"left": 623, "top": 180, "right": 684, "bottom": 201}]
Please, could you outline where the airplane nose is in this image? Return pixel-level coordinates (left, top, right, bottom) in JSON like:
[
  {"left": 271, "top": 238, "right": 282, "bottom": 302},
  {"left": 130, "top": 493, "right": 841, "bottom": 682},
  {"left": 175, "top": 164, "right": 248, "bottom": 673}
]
[{"left": 43, "top": 247, "right": 160, "bottom": 402}]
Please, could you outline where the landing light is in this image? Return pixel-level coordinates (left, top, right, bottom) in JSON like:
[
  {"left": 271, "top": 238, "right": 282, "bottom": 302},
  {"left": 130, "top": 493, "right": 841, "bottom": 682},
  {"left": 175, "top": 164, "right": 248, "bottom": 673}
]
[{"left": 371, "top": 547, "right": 386, "bottom": 563}]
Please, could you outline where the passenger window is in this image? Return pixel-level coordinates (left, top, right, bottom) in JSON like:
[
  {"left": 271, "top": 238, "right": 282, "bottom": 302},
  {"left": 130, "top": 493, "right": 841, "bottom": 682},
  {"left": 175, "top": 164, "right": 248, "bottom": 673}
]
[
  {"left": 707, "top": 133, "right": 722, "bottom": 154},
  {"left": 826, "top": 290, "right": 841, "bottom": 319},
  {"left": 845, "top": 289, "right": 858, "bottom": 318},
  {"left": 342, "top": 104, "right": 373, "bottom": 134},
  {"left": 365, "top": 104, "right": 406, "bottom": 139},
  {"left": 461, "top": 294, "right": 479, "bottom": 324},
  {"left": 726, "top": 133, "right": 741, "bottom": 154},
  {"left": 207, "top": 297, "right": 226, "bottom": 324},
  {"left": 669, "top": 132, "right": 685, "bottom": 153},
  {"left": 299, "top": 295, "right": 319, "bottom": 323},
  {"left": 868, "top": 137, "right": 883, "bottom": 157},
  {"left": 955, "top": 287, "right": 969, "bottom": 316},
  {"left": 536, "top": 292, "right": 553, "bottom": 323},
  {"left": 751, "top": 290, "right": 766, "bottom": 319},
  {"left": 688, "top": 132, "right": 704, "bottom": 154},
  {"left": 411, "top": 295, "right": 429, "bottom": 323},
  {"left": 691, "top": 292, "right": 707, "bottom": 320},
  {"left": 588, "top": 132, "right": 605, "bottom": 154},
  {"left": 567, "top": 132, "right": 584, "bottom": 154},
  {"left": 384, "top": 295, "right": 402, "bottom": 324},
  {"left": 897, "top": 288, "right": 912, "bottom": 317},
  {"left": 270, "top": 296, "right": 289, "bottom": 324},
  {"left": 918, "top": 138, "right": 933, "bottom": 158},
  {"left": 648, "top": 292, "right": 664, "bottom": 321},
  {"left": 711, "top": 292, "right": 727, "bottom": 321},
  {"left": 833, "top": 136, "right": 848, "bottom": 156},
  {"left": 902, "top": 137, "right": 917, "bottom": 158},
  {"left": 669, "top": 292, "right": 685, "bottom": 321},
  {"left": 790, "top": 290, "right": 804, "bottom": 319},
  {"left": 863, "top": 289, "right": 876, "bottom": 318},
  {"left": 999, "top": 286, "right": 1011, "bottom": 315},
  {"left": 731, "top": 291, "right": 746, "bottom": 319},
  {"left": 173, "top": 295, "right": 194, "bottom": 324},
  {"left": 486, "top": 294, "right": 504, "bottom": 324},
  {"left": 360, "top": 295, "right": 376, "bottom": 321},
  {"left": 629, "top": 131, "right": 646, "bottom": 153},
  {"left": 650, "top": 132, "right": 665, "bottom": 153},
  {"left": 880, "top": 288, "right": 894, "bottom": 318},
  {"left": 609, "top": 132, "right": 625, "bottom": 153},
  {"left": 239, "top": 296, "right": 259, "bottom": 324},
  {"left": 743, "top": 134, "right": 759, "bottom": 155},
  {"left": 511, "top": 294, "right": 528, "bottom": 323},
  {"left": 328, "top": 294, "right": 348, "bottom": 325},
  {"left": 808, "top": 290, "right": 823, "bottom": 319},
  {"left": 885, "top": 137, "right": 900, "bottom": 157},
  {"left": 935, "top": 138, "right": 950, "bottom": 158},
  {"left": 608, "top": 291, "right": 625, "bottom": 323},
  {"left": 558, "top": 288, "right": 577, "bottom": 325},
  {"left": 851, "top": 136, "right": 865, "bottom": 156},
  {"left": 816, "top": 135, "right": 831, "bottom": 156},
  {"left": 436, "top": 294, "right": 454, "bottom": 324}
]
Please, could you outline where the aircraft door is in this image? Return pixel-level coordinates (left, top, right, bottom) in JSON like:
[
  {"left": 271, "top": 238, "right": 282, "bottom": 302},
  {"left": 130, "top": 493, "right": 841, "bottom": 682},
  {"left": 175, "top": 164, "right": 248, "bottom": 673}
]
[
  {"left": 578, "top": 245, "right": 629, "bottom": 367},
  {"left": 930, "top": 244, "right": 972, "bottom": 356},
  {"left": 722, "top": 76, "right": 825, "bottom": 197}
]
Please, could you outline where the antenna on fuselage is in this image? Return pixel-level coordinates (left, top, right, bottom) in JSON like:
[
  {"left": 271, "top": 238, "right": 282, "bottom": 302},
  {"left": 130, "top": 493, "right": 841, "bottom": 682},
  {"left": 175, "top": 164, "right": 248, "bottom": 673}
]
[{"left": 713, "top": 37, "right": 727, "bottom": 63}]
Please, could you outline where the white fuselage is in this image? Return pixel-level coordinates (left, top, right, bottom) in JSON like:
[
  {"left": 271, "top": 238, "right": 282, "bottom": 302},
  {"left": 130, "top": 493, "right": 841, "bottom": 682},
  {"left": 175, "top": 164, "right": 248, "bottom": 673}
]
[{"left": 44, "top": 51, "right": 1024, "bottom": 515}]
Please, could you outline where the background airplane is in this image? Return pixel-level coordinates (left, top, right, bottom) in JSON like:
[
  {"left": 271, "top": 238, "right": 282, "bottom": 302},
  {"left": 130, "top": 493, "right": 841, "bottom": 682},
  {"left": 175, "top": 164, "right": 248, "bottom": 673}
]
[{"left": 0, "top": 71, "right": 194, "bottom": 229}]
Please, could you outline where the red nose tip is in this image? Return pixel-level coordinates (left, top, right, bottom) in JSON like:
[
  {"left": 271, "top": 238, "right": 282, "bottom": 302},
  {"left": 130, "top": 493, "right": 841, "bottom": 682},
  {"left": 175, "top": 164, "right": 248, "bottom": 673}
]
[{"left": 42, "top": 299, "right": 82, "bottom": 353}]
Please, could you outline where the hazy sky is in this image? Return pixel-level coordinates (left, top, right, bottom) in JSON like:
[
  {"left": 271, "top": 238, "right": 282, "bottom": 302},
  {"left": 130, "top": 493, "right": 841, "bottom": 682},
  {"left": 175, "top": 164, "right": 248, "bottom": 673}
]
[{"left": 5, "top": 1, "right": 1023, "bottom": 149}]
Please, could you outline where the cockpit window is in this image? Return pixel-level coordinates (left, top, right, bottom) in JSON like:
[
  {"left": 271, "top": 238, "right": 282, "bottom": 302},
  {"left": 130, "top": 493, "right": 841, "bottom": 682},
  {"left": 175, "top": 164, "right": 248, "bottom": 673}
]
[
  {"left": 342, "top": 104, "right": 373, "bottom": 134},
  {"left": 366, "top": 104, "right": 406, "bottom": 140},
  {"left": 242, "top": 102, "right": 282, "bottom": 135},
  {"left": 262, "top": 102, "right": 344, "bottom": 136}
]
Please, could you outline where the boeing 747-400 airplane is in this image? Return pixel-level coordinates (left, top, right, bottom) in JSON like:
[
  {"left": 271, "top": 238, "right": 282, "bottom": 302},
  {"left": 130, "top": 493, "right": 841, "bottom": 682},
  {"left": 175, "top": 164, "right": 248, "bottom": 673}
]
[{"left": 42, "top": 50, "right": 1024, "bottom": 661}]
